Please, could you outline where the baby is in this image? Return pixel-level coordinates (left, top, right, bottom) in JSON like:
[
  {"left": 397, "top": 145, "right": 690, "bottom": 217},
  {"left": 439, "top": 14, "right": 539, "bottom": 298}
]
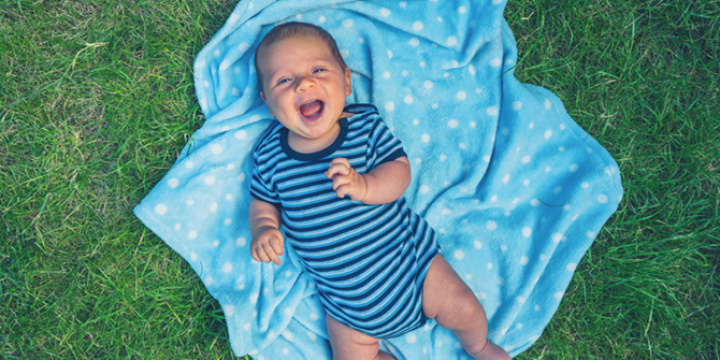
[{"left": 248, "top": 21, "right": 511, "bottom": 360}]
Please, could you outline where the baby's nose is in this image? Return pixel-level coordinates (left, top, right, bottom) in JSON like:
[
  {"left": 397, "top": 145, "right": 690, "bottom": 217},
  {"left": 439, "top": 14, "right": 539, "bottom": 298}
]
[{"left": 295, "top": 76, "right": 316, "bottom": 92}]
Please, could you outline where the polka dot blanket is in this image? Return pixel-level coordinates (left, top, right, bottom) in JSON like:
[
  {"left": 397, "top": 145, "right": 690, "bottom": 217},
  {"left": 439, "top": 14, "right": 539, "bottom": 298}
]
[{"left": 133, "top": 0, "right": 623, "bottom": 358}]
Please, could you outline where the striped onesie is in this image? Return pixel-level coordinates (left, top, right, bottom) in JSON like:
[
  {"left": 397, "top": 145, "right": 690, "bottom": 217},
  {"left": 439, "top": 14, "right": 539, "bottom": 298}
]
[{"left": 250, "top": 104, "right": 438, "bottom": 338}]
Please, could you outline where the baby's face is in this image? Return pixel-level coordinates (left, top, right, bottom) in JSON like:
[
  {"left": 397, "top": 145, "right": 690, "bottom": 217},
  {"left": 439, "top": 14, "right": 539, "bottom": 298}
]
[{"left": 258, "top": 34, "right": 352, "bottom": 150}]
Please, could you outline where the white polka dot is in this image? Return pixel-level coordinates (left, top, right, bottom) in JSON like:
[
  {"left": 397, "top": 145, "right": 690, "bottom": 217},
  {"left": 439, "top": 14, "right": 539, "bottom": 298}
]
[
  {"left": 174, "top": 223, "right": 181, "bottom": 230},
  {"left": 233, "top": 129, "right": 247, "bottom": 140},
  {"left": 213, "top": 240, "right": 219, "bottom": 247},
  {"left": 522, "top": 227, "right": 532, "bottom": 237},
  {"left": 469, "top": 64, "right": 476, "bottom": 75},
  {"left": 446, "top": 36, "right": 458, "bottom": 47},
  {"left": 456, "top": 91, "right": 467, "bottom": 101},
  {"left": 307, "top": 331, "right": 317, "bottom": 341},
  {"left": 587, "top": 231, "right": 596, "bottom": 238},
  {"left": 341, "top": 49, "right": 349, "bottom": 58},
  {"left": 521, "top": 155, "right": 531, "bottom": 164},
  {"left": 421, "top": 134, "right": 431, "bottom": 143},
  {"left": 406, "top": 333, "right": 417, "bottom": 343},
  {"left": 204, "top": 176, "right": 216, "bottom": 185},
  {"left": 512, "top": 101, "right": 523, "bottom": 111},
  {"left": 545, "top": 98, "right": 552, "bottom": 110},
  {"left": 410, "top": 38, "right": 420, "bottom": 47},
  {"left": 404, "top": 95, "right": 414, "bottom": 104},
  {"left": 597, "top": 194, "right": 608, "bottom": 203},
  {"left": 500, "top": 244, "right": 508, "bottom": 251},
  {"left": 225, "top": 193, "right": 234, "bottom": 201},
  {"left": 458, "top": 5, "right": 467, "bottom": 13},
  {"left": 167, "top": 178, "right": 179, "bottom": 188},
  {"left": 387, "top": 50, "right": 393, "bottom": 59},
  {"left": 569, "top": 164, "right": 579, "bottom": 172},
  {"left": 516, "top": 296, "right": 526, "bottom": 304},
  {"left": 474, "top": 240, "right": 483, "bottom": 249},
  {"left": 236, "top": 237, "right": 247, "bottom": 246},
  {"left": 385, "top": 102, "right": 395, "bottom": 112},
  {"left": 343, "top": 19, "right": 353, "bottom": 28},
  {"left": 486, "top": 263, "right": 493, "bottom": 270},
  {"left": 519, "top": 256, "right": 529, "bottom": 265},
  {"left": 490, "top": 58, "right": 502, "bottom": 67},
  {"left": 552, "top": 233, "right": 563, "bottom": 243},
  {"left": 553, "top": 186, "right": 562, "bottom": 194},
  {"left": 413, "top": 21, "right": 424, "bottom": 32},
  {"left": 490, "top": 195, "right": 498, "bottom": 202},
  {"left": 186, "top": 199, "right": 194, "bottom": 206},
  {"left": 502, "top": 174, "right": 510, "bottom": 183},
  {"left": 566, "top": 263, "right": 577, "bottom": 271},
  {"left": 486, "top": 106, "right": 499, "bottom": 116},
  {"left": 310, "top": 313, "right": 319, "bottom": 321},
  {"left": 209, "top": 202, "right": 218, "bottom": 212},
  {"left": 447, "top": 119, "right": 459, "bottom": 128},
  {"left": 219, "top": 59, "right": 232, "bottom": 71},
  {"left": 439, "top": 154, "right": 447, "bottom": 161},
  {"left": 188, "top": 231, "right": 197, "bottom": 240},
  {"left": 185, "top": 160, "right": 195, "bottom": 169},
  {"left": 224, "top": 218, "right": 232, "bottom": 225},
  {"left": 319, "top": 16, "right": 327, "bottom": 23},
  {"left": 554, "top": 291, "right": 564, "bottom": 300},
  {"left": 380, "top": 7, "right": 391, "bottom": 16},
  {"left": 544, "top": 130, "right": 553, "bottom": 140},
  {"left": 223, "top": 262, "right": 233, "bottom": 274},
  {"left": 486, "top": 220, "right": 497, "bottom": 231},
  {"left": 423, "top": 80, "right": 434, "bottom": 89},
  {"left": 453, "top": 250, "right": 465, "bottom": 260},
  {"left": 154, "top": 204, "right": 167, "bottom": 215},
  {"left": 581, "top": 182, "right": 590, "bottom": 189},
  {"left": 383, "top": 71, "right": 391, "bottom": 79},
  {"left": 419, "top": 185, "right": 430, "bottom": 194}
]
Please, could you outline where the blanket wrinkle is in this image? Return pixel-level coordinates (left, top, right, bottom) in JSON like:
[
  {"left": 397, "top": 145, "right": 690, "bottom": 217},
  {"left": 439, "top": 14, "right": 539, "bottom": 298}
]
[{"left": 134, "top": 0, "right": 622, "bottom": 358}]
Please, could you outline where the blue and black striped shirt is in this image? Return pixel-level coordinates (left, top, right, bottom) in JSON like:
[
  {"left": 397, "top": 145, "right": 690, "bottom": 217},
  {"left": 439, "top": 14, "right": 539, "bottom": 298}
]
[{"left": 250, "top": 104, "right": 438, "bottom": 338}]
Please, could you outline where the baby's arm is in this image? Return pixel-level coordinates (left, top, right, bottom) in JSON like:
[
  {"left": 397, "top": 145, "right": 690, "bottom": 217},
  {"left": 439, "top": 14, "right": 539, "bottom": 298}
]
[
  {"left": 249, "top": 198, "right": 284, "bottom": 265},
  {"left": 326, "top": 157, "right": 411, "bottom": 204}
]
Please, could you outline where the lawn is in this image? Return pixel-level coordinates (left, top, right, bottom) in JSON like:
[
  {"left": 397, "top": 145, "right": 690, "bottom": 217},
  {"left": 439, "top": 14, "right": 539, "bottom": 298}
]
[{"left": 2, "top": 0, "right": 718, "bottom": 359}]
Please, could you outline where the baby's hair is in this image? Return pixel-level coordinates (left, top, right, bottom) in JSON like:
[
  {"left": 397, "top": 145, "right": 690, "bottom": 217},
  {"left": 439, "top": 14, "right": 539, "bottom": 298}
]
[{"left": 254, "top": 21, "right": 348, "bottom": 90}]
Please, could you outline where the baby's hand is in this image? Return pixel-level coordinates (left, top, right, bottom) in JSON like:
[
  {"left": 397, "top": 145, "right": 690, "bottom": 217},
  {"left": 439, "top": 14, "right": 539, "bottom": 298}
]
[
  {"left": 250, "top": 226, "right": 284, "bottom": 265},
  {"left": 325, "top": 158, "right": 368, "bottom": 202}
]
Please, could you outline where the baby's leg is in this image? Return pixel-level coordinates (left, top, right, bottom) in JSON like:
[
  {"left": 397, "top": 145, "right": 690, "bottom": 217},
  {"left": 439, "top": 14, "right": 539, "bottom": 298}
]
[
  {"left": 422, "top": 254, "right": 512, "bottom": 360},
  {"left": 326, "top": 314, "right": 395, "bottom": 360}
]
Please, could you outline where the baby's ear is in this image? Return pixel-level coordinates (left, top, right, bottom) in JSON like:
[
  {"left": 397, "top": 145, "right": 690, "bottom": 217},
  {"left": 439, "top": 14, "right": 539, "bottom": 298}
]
[
  {"left": 344, "top": 67, "right": 352, "bottom": 96},
  {"left": 260, "top": 91, "right": 275, "bottom": 117}
]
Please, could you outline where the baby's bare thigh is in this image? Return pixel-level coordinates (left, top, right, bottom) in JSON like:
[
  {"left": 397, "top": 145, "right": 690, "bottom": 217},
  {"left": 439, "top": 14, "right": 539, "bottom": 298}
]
[
  {"left": 422, "top": 254, "right": 477, "bottom": 319},
  {"left": 326, "top": 314, "right": 388, "bottom": 360}
]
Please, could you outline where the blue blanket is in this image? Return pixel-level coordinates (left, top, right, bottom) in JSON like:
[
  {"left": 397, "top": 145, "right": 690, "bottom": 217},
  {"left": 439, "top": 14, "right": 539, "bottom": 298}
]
[{"left": 134, "top": 0, "right": 623, "bottom": 358}]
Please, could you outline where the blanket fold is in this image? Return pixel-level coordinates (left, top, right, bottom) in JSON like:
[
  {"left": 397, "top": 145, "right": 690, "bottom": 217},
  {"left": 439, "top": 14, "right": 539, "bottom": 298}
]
[{"left": 134, "top": 0, "right": 623, "bottom": 358}]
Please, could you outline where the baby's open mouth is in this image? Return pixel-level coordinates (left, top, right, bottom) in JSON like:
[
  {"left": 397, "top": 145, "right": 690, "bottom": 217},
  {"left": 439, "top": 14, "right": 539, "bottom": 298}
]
[{"left": 299, "top": 100, "right": 324, "bottom": 119}]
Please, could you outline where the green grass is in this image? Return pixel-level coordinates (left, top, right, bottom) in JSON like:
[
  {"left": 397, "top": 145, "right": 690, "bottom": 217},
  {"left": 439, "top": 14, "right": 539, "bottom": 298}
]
[{"left": 1, "top": 0, "right": 718, "bottom": 359}]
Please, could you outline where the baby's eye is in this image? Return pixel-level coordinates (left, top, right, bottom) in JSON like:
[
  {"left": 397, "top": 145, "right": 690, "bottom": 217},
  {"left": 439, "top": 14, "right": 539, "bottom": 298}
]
[
  {"left": 276, "top": 78, "right": 291, "bottom": 85},
  {"left": 313, "top": 68, "right": 326, "bottom": 74}
]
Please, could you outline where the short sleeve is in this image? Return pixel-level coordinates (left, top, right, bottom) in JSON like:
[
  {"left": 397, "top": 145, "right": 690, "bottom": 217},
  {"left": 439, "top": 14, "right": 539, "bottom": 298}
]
[
  {"left": 249, "top": 148, "right": 281, "bottom": 205},
  {"left": 366, "top": 116, "right": 407, "bottom": 171}
]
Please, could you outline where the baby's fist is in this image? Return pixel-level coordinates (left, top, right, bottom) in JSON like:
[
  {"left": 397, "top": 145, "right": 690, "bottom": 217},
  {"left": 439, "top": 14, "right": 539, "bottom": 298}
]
[{"left": 250, "top": 226, "right": 284, "bottom": 265}]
